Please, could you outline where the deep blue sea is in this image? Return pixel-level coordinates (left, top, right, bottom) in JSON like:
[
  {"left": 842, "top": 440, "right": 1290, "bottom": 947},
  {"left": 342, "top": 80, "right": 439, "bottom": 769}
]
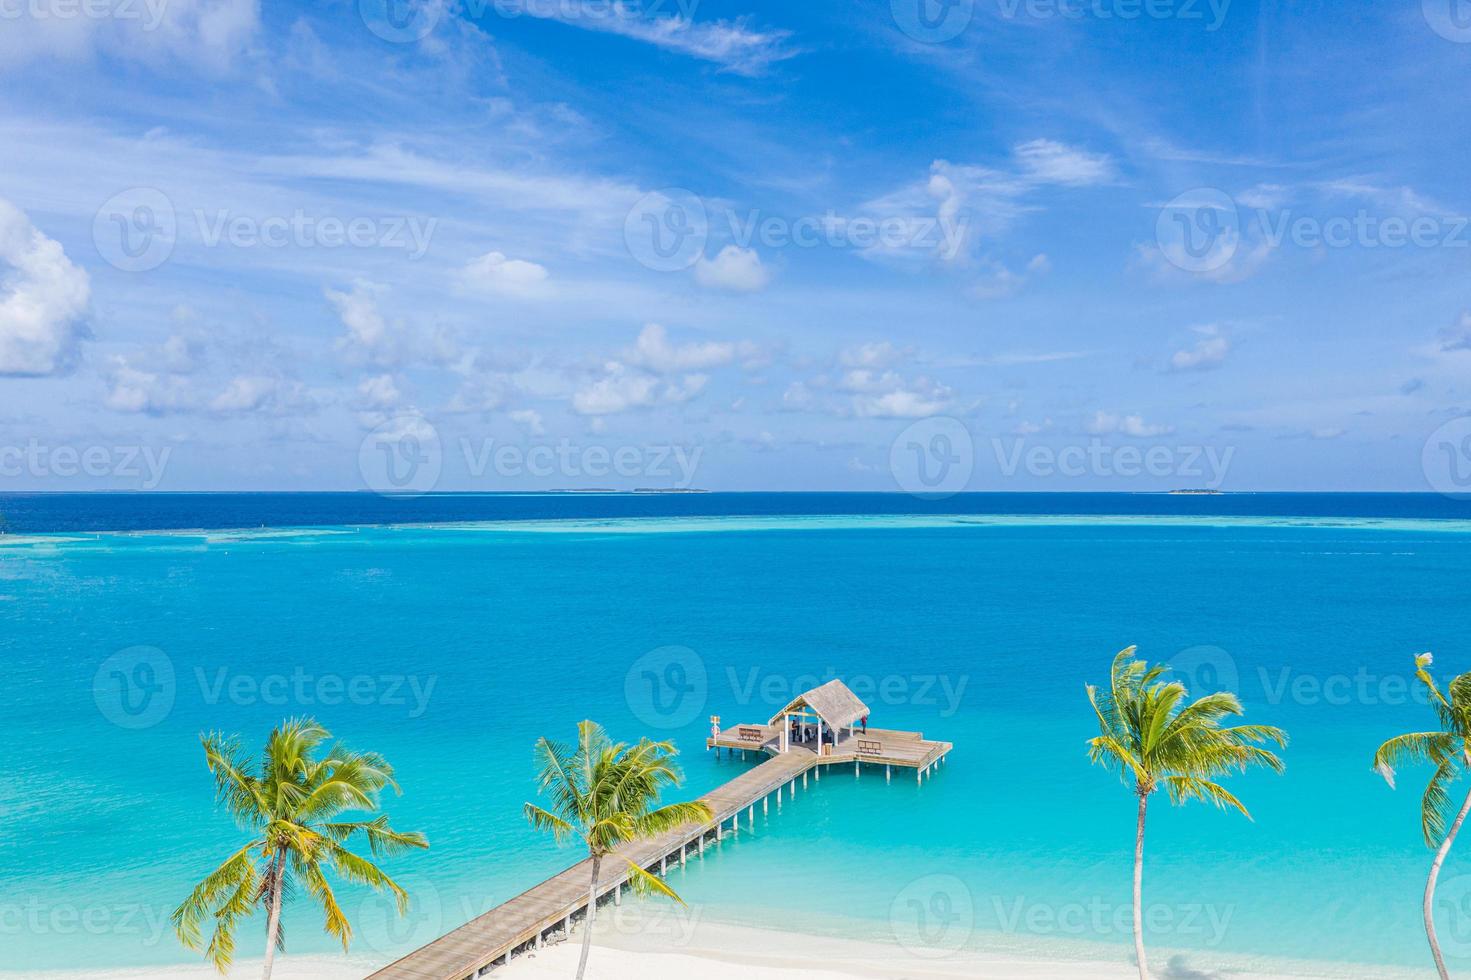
[{"left": 1, "top": 493, "right": 1467, "bottom": 976}]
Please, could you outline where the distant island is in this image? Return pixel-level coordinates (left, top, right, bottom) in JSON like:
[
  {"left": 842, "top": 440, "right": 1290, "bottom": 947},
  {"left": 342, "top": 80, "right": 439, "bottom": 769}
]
[{"left": 1168, "top": 488, "right": 1223, "bottom": 495}]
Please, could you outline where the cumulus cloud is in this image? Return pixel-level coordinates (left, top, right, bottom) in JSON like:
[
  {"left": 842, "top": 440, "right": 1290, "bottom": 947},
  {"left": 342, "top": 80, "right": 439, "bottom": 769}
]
[
  {"left": 625, "top": 323, "right": 749, "bottom": 373},
  {"left": 1086, "top": 411, "right": 1174, "bottom": 438},
  {"left": 0, "top": 198, "right": 90, "bottom": 376},
  {"left": 210, "top": 375, "right": 311, "bottom": 416},
  {"left": 571, "top": 362, "right": 660, "bottom": 415},
  {"left": 510, "top": 409, "right": 545, "bottom": 436},
  {"left": 694, "top": 245, "right": 770, "bottom": 292},
  {"left": 838, "top": 341, "right": 910, "bottom": 369},
  {"left": 838, "top": 369, "right": 953, "bottom": 418},
  {"left": 1169, "top": 326, "right": 1231, "bottom": 372},
  {"left": 460, "top": 250, "right": 551, "bottom": 298}
]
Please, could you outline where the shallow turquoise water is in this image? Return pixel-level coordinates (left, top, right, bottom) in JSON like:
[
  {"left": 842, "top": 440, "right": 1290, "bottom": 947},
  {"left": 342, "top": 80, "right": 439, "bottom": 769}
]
[{"left": 1, "top": 515, "right": 1466, "bottom": 973}]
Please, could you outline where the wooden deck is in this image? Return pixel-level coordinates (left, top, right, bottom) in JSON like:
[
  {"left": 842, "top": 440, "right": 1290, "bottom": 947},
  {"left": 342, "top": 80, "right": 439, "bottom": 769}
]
[
  {"left": 707, "top": 723, "right": 953, "bottom": 774},
  {"left": 367, "top": 729, "right": 950, "bottom": 980}
]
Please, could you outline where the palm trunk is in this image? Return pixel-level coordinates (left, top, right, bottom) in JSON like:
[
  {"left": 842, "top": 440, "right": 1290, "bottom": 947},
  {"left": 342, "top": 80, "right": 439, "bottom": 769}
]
[
  {"left": 1133, "top": 791, "right": 1149, "bottom": 980},
  {"left": 575, "top": 854, "right": 602, "bottom": 980},
  {"left": 261, "top": 850, "right": 285, "bottom": 980},
  {"left": 1425, "top": 775, "right": 1471, "bottom": 980}
]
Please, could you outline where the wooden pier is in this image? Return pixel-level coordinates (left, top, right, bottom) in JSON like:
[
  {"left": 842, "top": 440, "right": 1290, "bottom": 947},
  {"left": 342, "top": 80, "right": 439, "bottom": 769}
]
[{"left": 367, "top": 680, "right": 951, "bottom": 980}]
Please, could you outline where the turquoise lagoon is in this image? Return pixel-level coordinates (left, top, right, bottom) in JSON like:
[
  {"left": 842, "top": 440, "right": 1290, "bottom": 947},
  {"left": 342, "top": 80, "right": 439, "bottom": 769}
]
[{"left": 1, "top": 510, "right": 1467, "bottom": 974}]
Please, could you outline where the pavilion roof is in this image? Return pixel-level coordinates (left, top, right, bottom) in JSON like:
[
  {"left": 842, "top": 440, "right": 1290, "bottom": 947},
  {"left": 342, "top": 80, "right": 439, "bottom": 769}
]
[{"left": 768, "top": 679, "right": 870, "bottom": 732}]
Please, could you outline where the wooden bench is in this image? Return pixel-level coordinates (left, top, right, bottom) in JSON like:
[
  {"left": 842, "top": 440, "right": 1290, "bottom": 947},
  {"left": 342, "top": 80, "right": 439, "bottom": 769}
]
[
  {"left": 857, "top": 739, "right": 883, "bottom": 757},
  {"left": 738, "top": 727, "right": 766, "bottom": 743}
]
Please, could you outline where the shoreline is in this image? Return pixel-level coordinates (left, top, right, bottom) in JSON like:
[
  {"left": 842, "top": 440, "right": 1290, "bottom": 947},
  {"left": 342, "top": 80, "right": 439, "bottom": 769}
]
[{"left": 0, "top": 919, "right": 1429, "bottom": 980}]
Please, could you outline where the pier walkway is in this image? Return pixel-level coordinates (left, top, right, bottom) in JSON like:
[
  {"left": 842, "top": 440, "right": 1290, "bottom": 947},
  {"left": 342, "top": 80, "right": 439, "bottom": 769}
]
[{"left": 367, "top": 679, "right": 951, "bottom": 980}]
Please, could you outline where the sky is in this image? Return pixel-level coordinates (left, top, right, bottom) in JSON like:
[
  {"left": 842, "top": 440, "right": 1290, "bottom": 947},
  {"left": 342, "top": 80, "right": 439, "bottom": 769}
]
[{"left": 2, "top": 0, "right": 1471, "bottom": 492}]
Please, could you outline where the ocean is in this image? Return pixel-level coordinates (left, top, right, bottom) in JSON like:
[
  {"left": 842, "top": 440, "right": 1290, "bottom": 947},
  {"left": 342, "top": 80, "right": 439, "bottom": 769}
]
[{"left": 1, "top": 493, "right": 1467, "bottom": 975}]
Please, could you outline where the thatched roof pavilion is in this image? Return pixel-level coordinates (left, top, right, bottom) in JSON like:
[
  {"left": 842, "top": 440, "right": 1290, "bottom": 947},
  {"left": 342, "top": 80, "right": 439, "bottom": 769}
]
[{"left": 767, "top": 679, "right": 870, "bottom": 753}]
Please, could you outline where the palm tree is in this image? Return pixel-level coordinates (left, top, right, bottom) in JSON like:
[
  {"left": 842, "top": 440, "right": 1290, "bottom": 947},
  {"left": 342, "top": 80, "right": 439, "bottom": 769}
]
[
  {"left": 172, "top": 718, "right": 428, "bottom": 979},
  {"left": 1085, "top": 646, "right": 1287, "bottom": 980},
  {"left": 524, "top": 720, "right": 714, "bottom": 980},
  {"left": 1373, "top": 653, "right": 1471, "bottom": 980}
]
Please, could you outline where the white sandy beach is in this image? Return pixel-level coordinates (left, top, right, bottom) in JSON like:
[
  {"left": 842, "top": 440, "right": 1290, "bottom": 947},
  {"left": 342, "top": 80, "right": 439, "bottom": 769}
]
[{"left": 2, "top": 919, "right": 1427, "bottom": 980}]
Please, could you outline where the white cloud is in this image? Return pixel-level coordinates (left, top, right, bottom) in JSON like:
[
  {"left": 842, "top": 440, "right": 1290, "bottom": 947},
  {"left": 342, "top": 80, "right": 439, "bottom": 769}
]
[
  {"left": 694, "top": 245, "right": 770, "bottom": 292},
  {"left": 626, "top": 323, "right": 743, "bottom": 373},
  {"left": 571, "top": 362, "right": 660, "bottom": 415},
  {"left": 356, "top": 374, "right": 404, "bottom": 412},
  {"left": 510, "top": 2, "right": 793, "bottom": 75},
  {"left": 1013, "top": 139, "right": 1116, "bottom": 186},
  {"left": 1086, "top": 411, "right": 1174, "bottom": 438},
  {"left": 326, "top": 282, "right": 392, "bottom": 364},
  {"left": 460, "top": 251, "right": 551, "bottom": 298},
  {"left": 0, "top": 0, "right": 261, "bottom": 69},
  {"left": 510, "top": 409, "right": 545, "bottom": 436},
  {"left": 1169, "top": 327, "right": 1231, "bottom": 372},
  {"left": 839, "top": 341, "right": 909, "bottom": 369},
  {"left": 0, "top": 198, "right": 90, "bottom": 376},
  {"left": 210, "top": 375, "right": 310, "bottom": 416},
  {"left": 838, "top": 369, "right": 953, "bottom": 418}
]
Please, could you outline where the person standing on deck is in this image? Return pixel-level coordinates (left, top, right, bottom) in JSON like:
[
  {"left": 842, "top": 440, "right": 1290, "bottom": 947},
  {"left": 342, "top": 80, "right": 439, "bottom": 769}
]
[{"left": 861, "top": 714, "right": 868, "bottom": 733}]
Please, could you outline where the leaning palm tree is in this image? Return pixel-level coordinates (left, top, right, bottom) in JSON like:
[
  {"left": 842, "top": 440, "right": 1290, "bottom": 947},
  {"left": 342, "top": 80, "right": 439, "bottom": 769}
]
[
  {"left": 1373, "top": 653, "right": 1471, "bottom": 980},
  {"left": 524, "top": 720, "right": 713, "bottom": 980},
  {"left": 172, "top": 718, "right": 428, "bottom": 979},
  {"left": 1085, "top": 646, "right": 1287, "bottom": 980}
]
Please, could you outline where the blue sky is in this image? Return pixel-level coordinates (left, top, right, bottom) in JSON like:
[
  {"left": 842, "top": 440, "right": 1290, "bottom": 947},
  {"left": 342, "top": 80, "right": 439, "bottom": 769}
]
[{"left": 2, "top": 0, "right": 1470, "bottom": 491}]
